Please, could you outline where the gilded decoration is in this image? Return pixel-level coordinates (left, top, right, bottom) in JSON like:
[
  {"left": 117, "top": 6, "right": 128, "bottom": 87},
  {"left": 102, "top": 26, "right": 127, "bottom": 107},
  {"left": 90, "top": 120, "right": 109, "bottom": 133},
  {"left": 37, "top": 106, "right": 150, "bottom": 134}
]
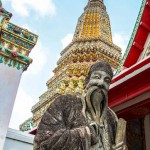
[{"left": 20, "top": 0, "right": 122, "bottom": 131}]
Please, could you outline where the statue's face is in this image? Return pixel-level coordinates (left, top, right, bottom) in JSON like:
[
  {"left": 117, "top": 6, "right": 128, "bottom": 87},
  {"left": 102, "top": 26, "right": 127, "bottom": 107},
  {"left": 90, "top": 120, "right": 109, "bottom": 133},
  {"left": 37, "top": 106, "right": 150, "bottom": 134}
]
[{"left": 85, "top": 70, "right": 111, "bottom": 92}]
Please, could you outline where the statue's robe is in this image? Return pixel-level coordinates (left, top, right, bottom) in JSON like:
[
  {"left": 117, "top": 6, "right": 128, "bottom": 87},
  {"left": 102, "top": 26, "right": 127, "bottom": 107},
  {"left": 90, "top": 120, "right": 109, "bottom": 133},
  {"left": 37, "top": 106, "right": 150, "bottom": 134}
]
[{"left": 34, "top": 94, "right": 117, "bottom": 150}]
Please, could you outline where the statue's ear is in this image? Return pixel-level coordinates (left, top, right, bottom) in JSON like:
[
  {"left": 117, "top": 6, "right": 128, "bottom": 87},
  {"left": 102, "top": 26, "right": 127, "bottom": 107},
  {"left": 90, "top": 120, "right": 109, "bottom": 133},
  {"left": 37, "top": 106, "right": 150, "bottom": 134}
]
[{"left": 84, "top": 75, "right": 90, "bottom": 89}]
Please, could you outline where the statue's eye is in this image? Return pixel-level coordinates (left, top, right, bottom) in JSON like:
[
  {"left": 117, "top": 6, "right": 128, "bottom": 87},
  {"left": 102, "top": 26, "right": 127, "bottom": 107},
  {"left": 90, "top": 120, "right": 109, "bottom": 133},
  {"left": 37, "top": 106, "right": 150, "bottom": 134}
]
[
  {"left": 94, "top": 75, "right": 100, "bottom": 79},
  {"left": 105, "top": 78, "right": 111, "bottom": 83}
]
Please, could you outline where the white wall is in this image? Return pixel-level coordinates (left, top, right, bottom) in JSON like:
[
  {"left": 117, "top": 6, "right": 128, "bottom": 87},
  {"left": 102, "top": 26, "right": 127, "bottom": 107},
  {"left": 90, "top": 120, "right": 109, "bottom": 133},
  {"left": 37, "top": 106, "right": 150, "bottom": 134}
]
[
  {"left": 4, "top": 128, "right": 34, "bottom": 150},
  {"left": 0, "top": 63, "right": 22, "bottom": 149}
]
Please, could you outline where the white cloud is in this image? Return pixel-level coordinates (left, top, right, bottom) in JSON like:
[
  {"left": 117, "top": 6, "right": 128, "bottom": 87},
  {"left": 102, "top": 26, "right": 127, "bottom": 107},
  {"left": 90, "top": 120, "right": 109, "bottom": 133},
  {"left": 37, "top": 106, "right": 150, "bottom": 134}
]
[
  {"left": 49, "top": 72, "right": 54, "bottom": 78},
  {"left": 7, "top": 0, "right": 56, "bottom": 17},
  {"left": 113, "top": 33, "right": 129, "bottom": 56},
  {"left": 26, "top": 42, "right": 47, "bottom": 75},
  {"left": 9, "top": 87, "right": 34, "bottom": 130},
  {"left": 21, "top": 24, "right": 31, "bottom": 31},
  {"left": 21, "top": 24, "right": 37, "bottom": 37},
  {"left": 57, "top": 54, "right": 61, "bottom": 59},
  {"left": 61, "top": 33, "right": 73, "bottom": 49}
]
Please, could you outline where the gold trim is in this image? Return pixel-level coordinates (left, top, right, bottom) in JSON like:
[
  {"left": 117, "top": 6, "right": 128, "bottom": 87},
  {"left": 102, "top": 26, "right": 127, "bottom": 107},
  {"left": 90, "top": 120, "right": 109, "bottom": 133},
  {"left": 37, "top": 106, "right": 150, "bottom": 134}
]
[
  {"left": 1, "top": 37, "right": 31, "bottom": 53},
  {"left": 2, "top": 22, "right": 38, "bottom": 44},
  {"left": 2, "top": 29, "right": 36, "bottom": 46}
]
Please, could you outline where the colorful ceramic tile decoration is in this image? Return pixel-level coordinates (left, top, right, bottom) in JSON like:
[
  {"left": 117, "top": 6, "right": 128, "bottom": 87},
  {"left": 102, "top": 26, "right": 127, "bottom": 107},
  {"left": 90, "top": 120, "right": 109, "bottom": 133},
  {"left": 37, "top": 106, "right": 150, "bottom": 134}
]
[{"left": 0, "top": 0, "right": 38, "bottom": 71}]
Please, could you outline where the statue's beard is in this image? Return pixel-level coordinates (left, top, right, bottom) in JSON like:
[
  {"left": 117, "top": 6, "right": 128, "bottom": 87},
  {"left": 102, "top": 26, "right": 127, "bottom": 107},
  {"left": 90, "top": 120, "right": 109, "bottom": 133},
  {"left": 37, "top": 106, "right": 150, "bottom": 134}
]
[{"left": 85, "top": 86, "right": 107, "bottom": 124}]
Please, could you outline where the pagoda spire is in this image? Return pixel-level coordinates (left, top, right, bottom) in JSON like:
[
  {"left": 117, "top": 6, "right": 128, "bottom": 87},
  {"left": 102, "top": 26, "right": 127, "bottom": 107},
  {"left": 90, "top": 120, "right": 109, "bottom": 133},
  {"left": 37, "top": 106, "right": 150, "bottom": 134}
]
[
  {"left": 20, "top": 0, "right": 122, "bottom": 132},
  {"left": 73, "top": 0, "right": 111, "bottom": 43}
]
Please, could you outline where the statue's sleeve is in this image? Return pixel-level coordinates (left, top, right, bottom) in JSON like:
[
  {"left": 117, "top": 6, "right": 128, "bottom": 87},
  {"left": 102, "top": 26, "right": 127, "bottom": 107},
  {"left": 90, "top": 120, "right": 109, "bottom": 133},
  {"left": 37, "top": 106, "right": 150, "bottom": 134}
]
[
  {"left": 39, "top": 125, "right": 91, "bottom": 150},
  {"left": 34, "top": 95, "right": 91, "bottom": 150}
]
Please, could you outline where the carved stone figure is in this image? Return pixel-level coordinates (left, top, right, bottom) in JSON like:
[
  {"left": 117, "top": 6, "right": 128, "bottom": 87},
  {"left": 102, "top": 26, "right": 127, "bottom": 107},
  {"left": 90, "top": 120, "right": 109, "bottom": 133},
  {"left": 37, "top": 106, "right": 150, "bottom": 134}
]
[{"left": 34, "top": 61, "right": 127, "bottom": 150}]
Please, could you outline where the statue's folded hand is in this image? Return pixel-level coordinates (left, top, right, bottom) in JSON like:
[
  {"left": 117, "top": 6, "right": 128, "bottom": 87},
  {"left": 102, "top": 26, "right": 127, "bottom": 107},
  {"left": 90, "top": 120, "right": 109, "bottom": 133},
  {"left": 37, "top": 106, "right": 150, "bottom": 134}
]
[
  {"left": 89, "top": 123, "right": 99, "bottom": 145},
  {"left": 112, "top": 142, "right": 128, "bottom": 150}
]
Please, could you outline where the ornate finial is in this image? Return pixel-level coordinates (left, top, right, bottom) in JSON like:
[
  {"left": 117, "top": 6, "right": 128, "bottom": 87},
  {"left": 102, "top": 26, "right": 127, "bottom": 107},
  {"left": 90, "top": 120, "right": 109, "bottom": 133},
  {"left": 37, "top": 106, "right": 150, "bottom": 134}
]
[
  {"left": 0, "top": 0, "right": 12, "bottom": 18},
  {"left": 89, "top": 0, "right": 103, "bottom": 2},
  {"left": 0, "top": 0, "right": 2, "bottom": 7}
]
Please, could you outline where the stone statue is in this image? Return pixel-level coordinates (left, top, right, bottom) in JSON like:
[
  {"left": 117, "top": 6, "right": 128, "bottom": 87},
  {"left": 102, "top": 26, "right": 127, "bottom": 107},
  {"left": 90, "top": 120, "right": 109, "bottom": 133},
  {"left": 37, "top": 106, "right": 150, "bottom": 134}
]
[{"left": 34, "top": 61, "right": 127, "bottom": 150}]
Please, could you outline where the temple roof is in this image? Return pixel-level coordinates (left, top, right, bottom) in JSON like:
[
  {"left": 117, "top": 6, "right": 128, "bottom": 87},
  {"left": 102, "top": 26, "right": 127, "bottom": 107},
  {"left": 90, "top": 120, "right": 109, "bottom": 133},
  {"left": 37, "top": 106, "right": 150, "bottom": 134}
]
[{"left": 116, "top": 0, "right": 148, "bottom": 72}]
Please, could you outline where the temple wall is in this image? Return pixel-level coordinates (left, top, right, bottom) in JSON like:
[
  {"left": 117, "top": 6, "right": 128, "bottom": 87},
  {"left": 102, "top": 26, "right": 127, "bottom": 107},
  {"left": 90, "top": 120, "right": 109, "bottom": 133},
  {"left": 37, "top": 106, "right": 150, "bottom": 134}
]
[
  {"left": 4, "top": 128, "right": 34, "bottom": 150},
  {"left": 0, "top": 64, "right": 22, "bottom": 149},
  {"left": 144, "top": 115, "right": 150, "bottom": 150}
]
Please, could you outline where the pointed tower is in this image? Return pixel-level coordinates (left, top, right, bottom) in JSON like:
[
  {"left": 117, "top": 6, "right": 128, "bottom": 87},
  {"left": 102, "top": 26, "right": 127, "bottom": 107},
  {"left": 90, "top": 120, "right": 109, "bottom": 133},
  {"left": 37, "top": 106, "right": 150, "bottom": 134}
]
[
  {"left": 20, "top": 0, "right": 122, "bottom": 132},
  {"left": 73, "top": 0, "right": 112, "bottom": 43}
]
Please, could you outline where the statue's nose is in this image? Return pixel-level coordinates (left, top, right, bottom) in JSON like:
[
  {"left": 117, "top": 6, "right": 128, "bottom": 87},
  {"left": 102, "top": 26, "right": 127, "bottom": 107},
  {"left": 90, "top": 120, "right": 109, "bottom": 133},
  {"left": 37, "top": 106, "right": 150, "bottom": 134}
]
[
  {"left": 97, "top": 80, "right": 105, "bottom": 88},
  {"left": 98, "top": 84, "right": 105, "bottom": 89}
]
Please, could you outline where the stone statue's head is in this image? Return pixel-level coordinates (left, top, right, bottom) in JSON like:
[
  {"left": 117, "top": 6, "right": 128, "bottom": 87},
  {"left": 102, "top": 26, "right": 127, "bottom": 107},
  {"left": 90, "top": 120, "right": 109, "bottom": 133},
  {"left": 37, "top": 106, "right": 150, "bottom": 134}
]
[{"left": 84, "top": 61, "right": 113, "bottom": 92}]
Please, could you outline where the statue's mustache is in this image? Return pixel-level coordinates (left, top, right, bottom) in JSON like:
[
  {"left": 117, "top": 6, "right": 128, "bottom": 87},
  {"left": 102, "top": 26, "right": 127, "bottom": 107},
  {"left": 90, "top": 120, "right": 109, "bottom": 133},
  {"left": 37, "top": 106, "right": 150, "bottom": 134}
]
[
  {"left": 86, "top": 86, "right": 105, "bottom": 99},
  {"left": 86, "top": 83, "right": 107, "bottom": 93}
]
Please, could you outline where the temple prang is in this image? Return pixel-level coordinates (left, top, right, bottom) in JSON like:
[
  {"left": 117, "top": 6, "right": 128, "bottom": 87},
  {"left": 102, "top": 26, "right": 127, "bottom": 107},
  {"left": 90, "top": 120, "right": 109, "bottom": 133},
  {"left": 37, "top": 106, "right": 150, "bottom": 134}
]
[{"left": 20, "top": 0, "right": 122, "bottom": 132}]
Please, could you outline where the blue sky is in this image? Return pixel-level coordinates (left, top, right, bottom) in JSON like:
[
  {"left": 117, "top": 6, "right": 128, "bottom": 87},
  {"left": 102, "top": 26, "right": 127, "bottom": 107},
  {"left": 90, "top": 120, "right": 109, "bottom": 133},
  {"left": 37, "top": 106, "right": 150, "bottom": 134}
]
[{"left": 3, "top": 0, "right": 142, "bottom": 129}]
